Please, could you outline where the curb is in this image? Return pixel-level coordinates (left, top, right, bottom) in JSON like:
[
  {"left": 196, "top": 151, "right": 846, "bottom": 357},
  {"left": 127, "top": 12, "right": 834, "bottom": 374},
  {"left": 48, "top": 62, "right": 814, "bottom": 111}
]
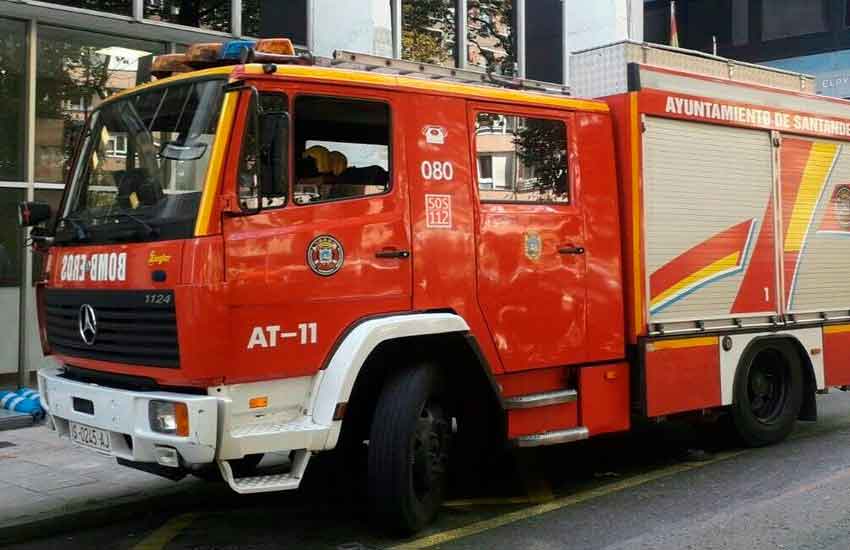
[{"left": 0, "top": 480, "right": 228, "bottom": 546}]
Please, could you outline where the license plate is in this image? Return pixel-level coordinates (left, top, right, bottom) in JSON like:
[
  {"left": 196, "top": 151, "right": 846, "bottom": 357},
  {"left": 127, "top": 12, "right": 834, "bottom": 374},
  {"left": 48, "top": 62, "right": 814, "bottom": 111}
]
[{"left": 69, "top": 422, "right": 111, "bottom": 452}]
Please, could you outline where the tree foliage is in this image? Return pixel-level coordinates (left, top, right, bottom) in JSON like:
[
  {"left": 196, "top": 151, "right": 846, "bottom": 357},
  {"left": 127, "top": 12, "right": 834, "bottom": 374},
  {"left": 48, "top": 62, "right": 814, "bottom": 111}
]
[
  {"left": 468, "top": 0, "right": 515, "bottom": 76},
  {"left": 402, "top": 0, "right": 455, "bottom": 65},
  {"left": 514, "top": 119, "right": 568, "bottom": 199}
]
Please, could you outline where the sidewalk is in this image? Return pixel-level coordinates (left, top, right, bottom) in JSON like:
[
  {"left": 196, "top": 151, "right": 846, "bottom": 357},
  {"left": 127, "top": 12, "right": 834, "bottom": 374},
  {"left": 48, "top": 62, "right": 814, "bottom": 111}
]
[{"left": 0, "top": 424, "right": 214, "bottom": 545}]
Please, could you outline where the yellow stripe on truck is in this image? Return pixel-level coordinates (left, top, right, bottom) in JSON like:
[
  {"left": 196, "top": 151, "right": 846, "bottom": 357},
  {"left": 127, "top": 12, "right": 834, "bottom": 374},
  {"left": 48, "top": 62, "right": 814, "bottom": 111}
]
[
  {"left": 194, "top": 90, "right": 239, "bottom": 237},
  {"left": 648, "top": 336, "right": 719, "bottom": 352},
  {"left": 785, "top": 142, "right": 839, "bottom": 252},
  {"left": 824, "top": 324, "right": 850, "bottom": 335}
]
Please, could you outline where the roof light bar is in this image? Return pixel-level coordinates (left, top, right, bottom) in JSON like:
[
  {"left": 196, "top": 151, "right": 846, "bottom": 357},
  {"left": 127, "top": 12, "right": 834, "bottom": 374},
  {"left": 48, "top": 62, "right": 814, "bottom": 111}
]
[{"left": 149, "top": 37, "right": 312, "bottom": 79}]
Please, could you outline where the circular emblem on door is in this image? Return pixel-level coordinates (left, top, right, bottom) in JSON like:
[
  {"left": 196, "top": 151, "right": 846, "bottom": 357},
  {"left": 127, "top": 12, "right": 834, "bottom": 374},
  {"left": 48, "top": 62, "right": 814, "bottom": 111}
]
[
  {"left": 78, "top": 304, "right": 98, "bottom": 346},
  {"left": 307, "top": 235, "right": 344, "bottom": 276}
]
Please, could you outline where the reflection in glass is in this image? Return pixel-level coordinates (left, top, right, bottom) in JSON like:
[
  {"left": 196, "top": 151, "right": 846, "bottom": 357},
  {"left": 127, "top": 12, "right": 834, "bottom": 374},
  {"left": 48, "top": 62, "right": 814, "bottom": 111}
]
[
  {"left": 243, "top": 0, "right": 261, "bottom": 37},
  {"left": 145, "top": 0, "right": 231, "bottom": 33},
  {"left": 475, "top": 112, "right": 568, "bottom": 203},
  {"left": 42, "top": 1, "right": 132, "bottom": 15},
  {"left": 0, "top": 188, "right": 25, "bottom": 286},
  {"left": 0, "top": 18, "right": 26, "bottom": 182},
  {"left": 402, "top": 0, "right": 456, "bottom": 67},
  {"left": 467, "top": 0, "right": 515, "bottom": 76},
  {"left": 36, "top": 26, "right": 165, "bottom": 184}
]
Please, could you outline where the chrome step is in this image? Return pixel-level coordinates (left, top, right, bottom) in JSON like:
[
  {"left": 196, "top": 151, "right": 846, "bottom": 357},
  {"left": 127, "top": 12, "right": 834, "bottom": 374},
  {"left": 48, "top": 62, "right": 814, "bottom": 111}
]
[
  {"left": 505, "top": 389, "right": 578, "bottom": 410},
  {"left": 512, "top": 427, "right": 589, "bottom": 448},
  {"left": 218, "top": 449, "right": 311, "bottom": 494}
]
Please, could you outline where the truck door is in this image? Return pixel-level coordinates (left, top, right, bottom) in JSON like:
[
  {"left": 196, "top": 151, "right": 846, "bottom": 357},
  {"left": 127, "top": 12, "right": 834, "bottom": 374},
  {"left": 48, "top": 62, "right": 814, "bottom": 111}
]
[
  {"left": 470, "top": 104, "right": 587, "bottom": 371},
  {"left": 222, "top": 87, "right": 411, "bottom": 382}
]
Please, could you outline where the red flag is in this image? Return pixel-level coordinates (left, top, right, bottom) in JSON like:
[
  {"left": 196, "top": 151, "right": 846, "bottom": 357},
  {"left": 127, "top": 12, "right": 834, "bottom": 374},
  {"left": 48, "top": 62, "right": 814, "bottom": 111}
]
[{"left": 670, "top": 1, "right": 680, "bottom": 48}]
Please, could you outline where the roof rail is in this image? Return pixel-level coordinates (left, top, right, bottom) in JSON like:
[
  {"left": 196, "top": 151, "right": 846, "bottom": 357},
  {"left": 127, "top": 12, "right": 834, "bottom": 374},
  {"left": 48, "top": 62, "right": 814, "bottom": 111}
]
[{"left": 328, "top": 50, "right": 571, "bottom": 97}]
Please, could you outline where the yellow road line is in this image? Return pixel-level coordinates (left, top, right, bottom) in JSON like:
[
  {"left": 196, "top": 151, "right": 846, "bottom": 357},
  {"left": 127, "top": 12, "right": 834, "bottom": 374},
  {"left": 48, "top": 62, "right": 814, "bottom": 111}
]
[
  {"left": 132, "top": 512, "right": 198, "bottom": 550},
  {"left": 391, "top": 450, "right": 745, "bottom": 550}
]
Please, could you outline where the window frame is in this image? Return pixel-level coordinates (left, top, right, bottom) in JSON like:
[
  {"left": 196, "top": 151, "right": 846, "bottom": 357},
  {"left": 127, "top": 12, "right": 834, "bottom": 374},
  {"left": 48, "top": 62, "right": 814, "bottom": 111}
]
[
  {"left": 471, "top": 105, "right": 573, "bottom": 206},
  {"left": 291, "top": 91, "right": 394, "bottom": 208},
  {"left": 235, "top": 89, "right": 290, "bottom": 212}
]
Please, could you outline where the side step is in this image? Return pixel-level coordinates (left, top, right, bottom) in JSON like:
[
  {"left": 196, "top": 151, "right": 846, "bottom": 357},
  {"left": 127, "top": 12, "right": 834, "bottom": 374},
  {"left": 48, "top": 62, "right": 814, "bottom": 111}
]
[
  {"left": 504, "top": 389, "right": 578, "bottom": 410},
  {"left": 218, "top": 449, "right": 311, "bottom": 494},
  {"left": 512, "top": 427, "right": 589, "bottom": 448}
]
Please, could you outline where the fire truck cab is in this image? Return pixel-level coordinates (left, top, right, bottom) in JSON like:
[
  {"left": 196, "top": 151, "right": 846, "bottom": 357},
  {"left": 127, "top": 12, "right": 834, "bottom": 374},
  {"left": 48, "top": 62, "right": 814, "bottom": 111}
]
[{"left": 21, "top": 38, "right": 850, "bottom": 533}]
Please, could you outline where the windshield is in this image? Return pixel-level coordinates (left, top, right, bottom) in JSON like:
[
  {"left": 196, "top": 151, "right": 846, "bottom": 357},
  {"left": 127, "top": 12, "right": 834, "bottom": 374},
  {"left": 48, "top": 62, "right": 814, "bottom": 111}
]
[{"left": 56, "top": 79, "right": 225, "bottom": 244}]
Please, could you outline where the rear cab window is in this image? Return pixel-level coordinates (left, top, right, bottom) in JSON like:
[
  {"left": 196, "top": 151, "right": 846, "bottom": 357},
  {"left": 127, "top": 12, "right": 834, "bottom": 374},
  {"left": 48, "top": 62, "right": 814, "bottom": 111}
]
[{"left": 293, "top": 95, "right": 391, "bottom": 205}]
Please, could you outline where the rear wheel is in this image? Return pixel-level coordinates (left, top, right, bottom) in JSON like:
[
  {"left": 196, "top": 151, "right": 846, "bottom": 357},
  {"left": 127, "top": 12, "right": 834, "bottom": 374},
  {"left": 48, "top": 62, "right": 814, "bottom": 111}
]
[
  {"left": 368, "top": 363, "right": 452, "bottom": 534},
  {"left": 731, "top": 341, "right": 803, "bottom": 447}
]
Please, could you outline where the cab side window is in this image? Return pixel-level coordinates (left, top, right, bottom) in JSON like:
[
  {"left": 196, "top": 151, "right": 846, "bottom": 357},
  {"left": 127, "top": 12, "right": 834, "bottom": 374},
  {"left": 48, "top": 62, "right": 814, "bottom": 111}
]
[
  {"left": 293, "top": 96, "right": 390, "bottom": 205},
  {"left": 238, "top": 93, "right": 288, "bottom": 209},
  {"left": 474, "top": 112, "right": 569, "bottom": 204}
]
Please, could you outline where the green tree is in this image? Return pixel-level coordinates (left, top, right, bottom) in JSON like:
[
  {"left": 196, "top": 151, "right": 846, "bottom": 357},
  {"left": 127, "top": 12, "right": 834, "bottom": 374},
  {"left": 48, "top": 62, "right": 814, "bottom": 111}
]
[
  {"left": 514, "top": 119, "right": 567, "bottom": 198},
  {"left": 402, "top": 0, "right": 456, "bottom": 65},
  {"left": 146, "top": 0, "right": 232, "bottom": 32},
  {"left": 468, "top": 0, "right": 515, "bottom": 76}
]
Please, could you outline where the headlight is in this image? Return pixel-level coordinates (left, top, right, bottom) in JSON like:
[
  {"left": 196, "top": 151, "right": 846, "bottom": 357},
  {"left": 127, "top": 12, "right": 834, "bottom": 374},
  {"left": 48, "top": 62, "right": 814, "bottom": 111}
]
[{"left": 148, "top": 400, "right": 189, "bottom": 437}]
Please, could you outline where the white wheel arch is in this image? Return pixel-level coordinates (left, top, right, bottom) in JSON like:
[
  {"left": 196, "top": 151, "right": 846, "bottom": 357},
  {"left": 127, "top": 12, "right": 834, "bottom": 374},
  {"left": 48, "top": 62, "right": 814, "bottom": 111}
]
[{"left": 312, "top": 313, "right": 470, "bottom": 441}]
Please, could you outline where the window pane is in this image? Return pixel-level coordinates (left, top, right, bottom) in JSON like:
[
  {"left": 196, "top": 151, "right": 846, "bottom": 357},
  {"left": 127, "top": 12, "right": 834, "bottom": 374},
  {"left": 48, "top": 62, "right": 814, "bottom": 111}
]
[
  {"left": 243, "top": 0, "right": 261, "bottom": 37},
  {"left": 468, "top": 0, "right": 515, "bottom": 76},
  {"left": 0, "top": 19, "right": 26, "bottom": 182},
  {"left": 475, "top": 112, "right": 568, "bottom": 203},
  {"left": 42, "top": 1, "right": 132, "bottom": 16},
  {"left": 762, "top": 0, "right": 828, "bottom": 41},
  {"left": 35, "top": 26, "right": 165, "bottom": 184},
  {"left": 403, "top": 0, "right": 456, "bottom": 67},
  {"left": 0, "top": 188, "right": 25, "bottom": 286},
  {"left": 294, "top": 96, "right": 390, "bottom": 205},
  {"left": 145, "top": 0, "right": 231, "bottom": 33}
]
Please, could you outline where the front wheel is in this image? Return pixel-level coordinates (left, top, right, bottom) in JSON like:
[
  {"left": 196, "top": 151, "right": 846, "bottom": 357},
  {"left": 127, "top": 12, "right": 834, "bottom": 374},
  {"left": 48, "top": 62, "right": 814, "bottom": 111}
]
[
  {"left": 731, "top": 340, "right": 803, "bottom": 447},
  {"left": 368, "top": 363, "right": 452, "bottom": 534}
]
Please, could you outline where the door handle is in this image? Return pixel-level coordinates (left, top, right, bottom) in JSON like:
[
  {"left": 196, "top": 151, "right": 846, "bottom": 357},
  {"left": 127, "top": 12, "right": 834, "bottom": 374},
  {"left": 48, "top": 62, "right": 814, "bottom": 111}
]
[
  {"left": 375, "top": 248, "right": 411, "bottom": 259},
  {"left": 558, "top": 245, "right": 585, "bottom": 255}
]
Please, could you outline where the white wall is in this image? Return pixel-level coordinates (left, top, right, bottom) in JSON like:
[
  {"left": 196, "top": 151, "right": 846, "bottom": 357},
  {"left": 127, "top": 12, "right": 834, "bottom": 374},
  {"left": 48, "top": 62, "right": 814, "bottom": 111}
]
[
  {"left": 565, "top": 0, "right": 643, "bottom": 84},
  {"left": 310, "top": 0, "right": 393, "bottom": 58}
]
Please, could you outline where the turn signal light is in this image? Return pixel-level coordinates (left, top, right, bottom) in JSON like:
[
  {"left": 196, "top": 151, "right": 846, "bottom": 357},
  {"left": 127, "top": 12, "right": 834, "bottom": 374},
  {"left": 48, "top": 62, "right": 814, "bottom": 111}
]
[
  {"left": 151, "top": 53, "right": 192, "bottom": 78},
  {"left": 249, "top": 396, "right": 268, "bottom": 409},
  {"left": 255, "top": 38, "right": 295, "bottom": 56},
  {"left": 186, "top": 43, "right": 224, "bottom": 65}
]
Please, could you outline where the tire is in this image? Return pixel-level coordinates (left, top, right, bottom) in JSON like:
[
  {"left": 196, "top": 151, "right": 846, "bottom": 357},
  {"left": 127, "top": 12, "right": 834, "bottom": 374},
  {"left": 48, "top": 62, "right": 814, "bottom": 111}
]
[
  {"left": 368, "top": 363, "right": 452, "bottom": 534},
  {"left": 731, "top": 340, "right": 803, "bottom": 447}
]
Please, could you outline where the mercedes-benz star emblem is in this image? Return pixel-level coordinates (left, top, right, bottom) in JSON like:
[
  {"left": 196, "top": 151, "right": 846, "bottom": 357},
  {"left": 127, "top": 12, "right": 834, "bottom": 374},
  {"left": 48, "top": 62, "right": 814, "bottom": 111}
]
[{"left": 78, "top": 304, "right": 97, "bottom": 346}]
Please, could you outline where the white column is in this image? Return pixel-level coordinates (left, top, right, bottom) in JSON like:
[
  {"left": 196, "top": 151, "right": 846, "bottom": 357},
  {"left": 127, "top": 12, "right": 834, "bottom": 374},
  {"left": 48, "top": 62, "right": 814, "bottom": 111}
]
[
  {"left": 231, "top": 0, "right": 242, "bottom": 37},
  {"left": 392, "top": 0, "right": 402, "bottom": 58},
  {"left": 132, "top": 0, "right": 143, "bottom": 22},
  {"left": 19, "top": 19, "right": 37, "bottom": 388},
  {"left": 516, "top": 0, "right": 526, "bottom": 78},
  {"left": 457, "top": 0, "right": 468, "bottom": 68}
]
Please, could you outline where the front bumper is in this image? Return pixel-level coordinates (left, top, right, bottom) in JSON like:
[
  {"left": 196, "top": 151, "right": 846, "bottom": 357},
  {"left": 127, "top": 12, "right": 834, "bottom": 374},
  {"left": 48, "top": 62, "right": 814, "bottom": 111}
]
[{"left": 37, "top": 360, "right": 220, "bottom": 466}]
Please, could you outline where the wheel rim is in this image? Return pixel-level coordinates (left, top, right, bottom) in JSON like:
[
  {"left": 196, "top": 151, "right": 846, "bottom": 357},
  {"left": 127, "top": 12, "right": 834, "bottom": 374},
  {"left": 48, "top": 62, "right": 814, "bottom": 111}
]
[
  {"left": 747, "top": 350, "right": 789, "bottom": 424},
  {"left": 411, "top": 400, "right": 450, "bottom": 503}
]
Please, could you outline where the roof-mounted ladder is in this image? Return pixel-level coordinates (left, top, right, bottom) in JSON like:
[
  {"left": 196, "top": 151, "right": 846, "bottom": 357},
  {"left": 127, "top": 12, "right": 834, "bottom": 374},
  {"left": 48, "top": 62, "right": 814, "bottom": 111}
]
[{"left": 327, "top": 50, "right": 571, "bottom": 97}]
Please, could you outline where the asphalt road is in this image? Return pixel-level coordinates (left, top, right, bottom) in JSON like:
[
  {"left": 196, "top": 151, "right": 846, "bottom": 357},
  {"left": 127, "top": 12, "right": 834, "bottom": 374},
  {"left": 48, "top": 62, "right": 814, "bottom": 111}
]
[{"left": 11, "top": 392, "right": 850, "bottom": 550}]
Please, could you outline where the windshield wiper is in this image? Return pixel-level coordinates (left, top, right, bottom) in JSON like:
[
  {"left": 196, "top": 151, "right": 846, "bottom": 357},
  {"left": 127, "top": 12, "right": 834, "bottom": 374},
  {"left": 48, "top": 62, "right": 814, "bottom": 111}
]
[
  {"left": 56, "top": 216, "right": 90, "bottom": 242},
  {"left": 111, "top": 212, "right": 159, "bottom": 238}
]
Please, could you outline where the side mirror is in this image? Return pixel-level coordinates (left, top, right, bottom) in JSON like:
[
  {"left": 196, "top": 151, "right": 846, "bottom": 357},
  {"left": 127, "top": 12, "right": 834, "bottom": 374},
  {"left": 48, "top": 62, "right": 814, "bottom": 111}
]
[
  {"left": 259, "top": 111, "right": 289, "bottom": 199},
  {"left": 18, "top": 201, "right": 52, "bottom": 228}
]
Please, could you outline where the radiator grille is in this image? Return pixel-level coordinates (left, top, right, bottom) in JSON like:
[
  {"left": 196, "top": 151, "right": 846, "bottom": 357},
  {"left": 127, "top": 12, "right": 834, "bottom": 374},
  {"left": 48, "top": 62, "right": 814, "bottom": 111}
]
[{"left": 45, "top": 290, "right": 179, "bottom": 368}]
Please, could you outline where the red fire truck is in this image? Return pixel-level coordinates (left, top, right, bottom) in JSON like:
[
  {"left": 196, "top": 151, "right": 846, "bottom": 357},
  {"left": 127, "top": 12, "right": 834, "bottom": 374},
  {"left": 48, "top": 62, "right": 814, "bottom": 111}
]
[{"left": 19, "top": 38, "right": 850, "bottom": 532}]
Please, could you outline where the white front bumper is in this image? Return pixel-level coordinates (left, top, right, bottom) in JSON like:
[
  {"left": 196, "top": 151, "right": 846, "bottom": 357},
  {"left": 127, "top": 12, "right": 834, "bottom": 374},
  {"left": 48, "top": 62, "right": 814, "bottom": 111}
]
[{"left": 37, "top": 361, "right": 220, "bottom": 465}]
